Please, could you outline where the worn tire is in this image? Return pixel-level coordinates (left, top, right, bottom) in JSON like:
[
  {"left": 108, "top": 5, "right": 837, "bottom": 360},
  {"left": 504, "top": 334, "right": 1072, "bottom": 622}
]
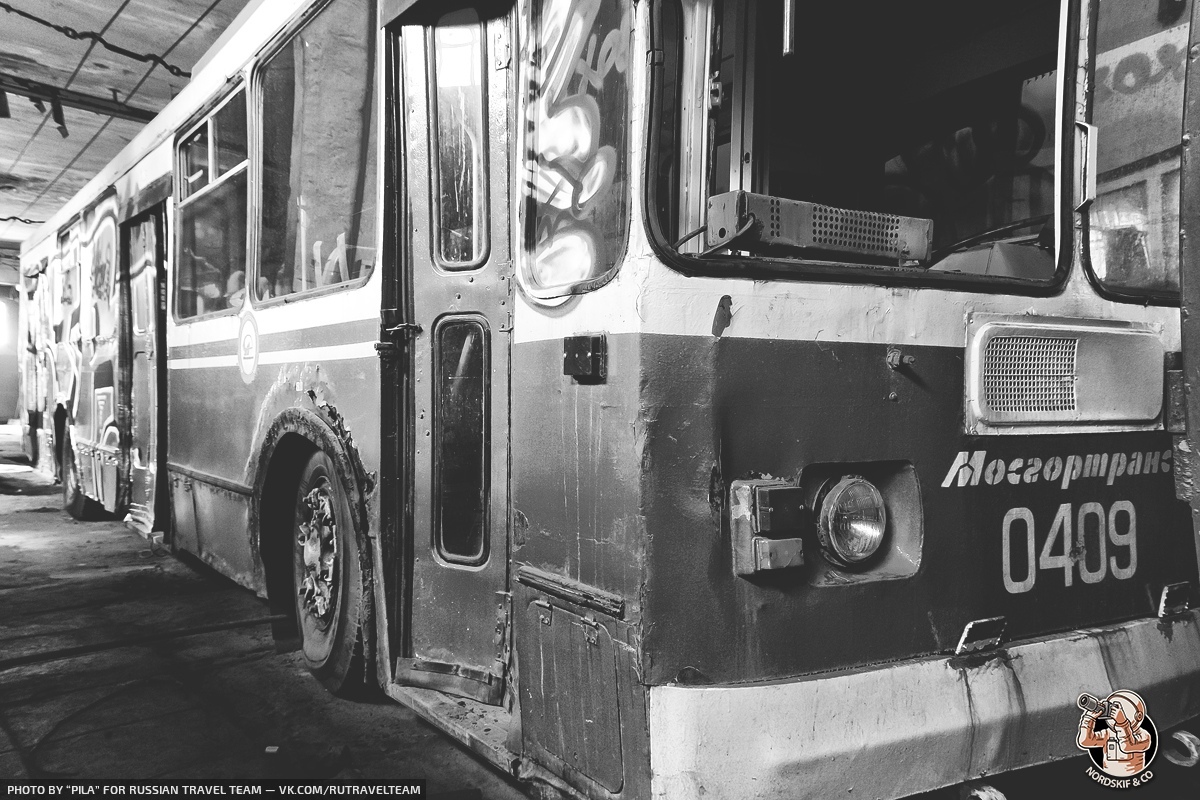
[
  {"left": 62, "top": 430, "right": 105, "bottom": 521},
  {"left": 292, "top": 448, "right": 368, "bottom": 696}
]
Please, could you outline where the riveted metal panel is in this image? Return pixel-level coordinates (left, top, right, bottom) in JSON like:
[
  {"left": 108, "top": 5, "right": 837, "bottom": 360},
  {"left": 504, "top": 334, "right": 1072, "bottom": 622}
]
[{"left": 521, "top": 599, "right": 623, "bottom": 793}]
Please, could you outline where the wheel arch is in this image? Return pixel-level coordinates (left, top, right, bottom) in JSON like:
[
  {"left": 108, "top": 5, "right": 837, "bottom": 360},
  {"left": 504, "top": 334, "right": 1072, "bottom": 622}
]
[{"left": 252, "top": 405, "right": 376, "bottom": 652}]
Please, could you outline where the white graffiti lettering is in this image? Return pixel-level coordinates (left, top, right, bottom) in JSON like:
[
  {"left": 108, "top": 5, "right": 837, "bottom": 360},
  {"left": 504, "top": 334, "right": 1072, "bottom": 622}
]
[{"left": 524, "top": 0, "right": 629, "bottom": 291}]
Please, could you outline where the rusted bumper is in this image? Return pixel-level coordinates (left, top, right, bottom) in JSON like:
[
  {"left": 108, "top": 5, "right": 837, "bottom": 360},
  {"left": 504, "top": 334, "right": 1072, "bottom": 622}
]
[{"left": 648, "top": 610, "right": 1200, "bottom": 799}]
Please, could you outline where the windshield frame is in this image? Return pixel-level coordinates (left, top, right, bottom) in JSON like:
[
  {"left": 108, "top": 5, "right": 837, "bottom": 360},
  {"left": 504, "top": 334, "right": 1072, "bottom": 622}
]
[
  {"left": 645, "top": 0, "right": 1079, "bottom": 296},
  {"left": 1078, "top": 0, "right": 1186, "bottom": 307}
]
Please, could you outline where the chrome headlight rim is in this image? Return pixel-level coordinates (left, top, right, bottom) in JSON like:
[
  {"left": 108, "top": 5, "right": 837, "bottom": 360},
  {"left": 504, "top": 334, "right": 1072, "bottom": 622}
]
[{"left": 816, "top": 474, "right": 888, "bottom": 568}]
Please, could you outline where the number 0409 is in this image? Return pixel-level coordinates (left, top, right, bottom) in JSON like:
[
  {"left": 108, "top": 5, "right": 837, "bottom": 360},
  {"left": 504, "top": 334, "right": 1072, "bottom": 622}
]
[{"left": 1001, "top": 501, "right": 1137, "bottom": 594}]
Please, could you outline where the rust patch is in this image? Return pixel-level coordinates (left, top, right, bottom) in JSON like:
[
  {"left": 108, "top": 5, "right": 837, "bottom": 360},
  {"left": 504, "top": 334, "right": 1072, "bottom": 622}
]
[
  {"left": 1173, "top": 436, "right": 1198, "bottom": 503},
  {"left": 512, "top": 508, "right": 530, "bottom": 548},
  {"left": 307, "top": 389, "right": 377, "bottom": 499}
]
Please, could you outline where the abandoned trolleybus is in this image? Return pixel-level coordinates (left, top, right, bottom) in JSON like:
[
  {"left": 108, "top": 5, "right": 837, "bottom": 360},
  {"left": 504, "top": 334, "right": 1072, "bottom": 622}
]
[{"left": 17, "top": 0, "right": 1200, "bottom": 796}]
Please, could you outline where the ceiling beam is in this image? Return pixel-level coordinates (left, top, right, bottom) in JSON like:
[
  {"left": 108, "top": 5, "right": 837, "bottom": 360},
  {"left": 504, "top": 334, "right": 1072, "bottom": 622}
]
[{"left": 0, "top": 73, "right": 156, "bottom": 124}]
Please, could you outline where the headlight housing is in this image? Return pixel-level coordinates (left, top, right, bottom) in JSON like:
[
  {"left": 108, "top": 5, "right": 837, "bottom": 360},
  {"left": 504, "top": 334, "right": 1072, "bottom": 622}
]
[{"left": 817, "top": 475, "right": 887, "bottom": 567}]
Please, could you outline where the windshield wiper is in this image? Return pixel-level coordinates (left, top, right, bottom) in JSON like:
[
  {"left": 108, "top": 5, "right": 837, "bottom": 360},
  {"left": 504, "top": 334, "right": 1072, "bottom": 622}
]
[{"left": 933, "top": 214, "right": 1052, "bottom": 261}]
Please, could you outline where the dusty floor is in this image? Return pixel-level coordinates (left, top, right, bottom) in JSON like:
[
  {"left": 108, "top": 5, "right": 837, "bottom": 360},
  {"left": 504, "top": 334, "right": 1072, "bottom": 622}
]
[{"left": 0, "top": 423, "right": 526, "bottom": 796}]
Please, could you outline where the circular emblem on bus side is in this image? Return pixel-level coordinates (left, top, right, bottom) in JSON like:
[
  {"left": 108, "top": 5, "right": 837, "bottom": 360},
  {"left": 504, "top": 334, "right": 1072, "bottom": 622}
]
[{"left": 238, "top": 313, "right": 259, "bottom": 385}]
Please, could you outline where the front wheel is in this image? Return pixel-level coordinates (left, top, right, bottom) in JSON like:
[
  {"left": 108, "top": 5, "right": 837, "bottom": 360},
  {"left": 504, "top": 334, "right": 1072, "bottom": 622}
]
[
  {"left": 292, "top": 449, "right": 369, "bottom": 695},
  {"left": 62, "top": 430, "right": 105, "bottom": 521}
]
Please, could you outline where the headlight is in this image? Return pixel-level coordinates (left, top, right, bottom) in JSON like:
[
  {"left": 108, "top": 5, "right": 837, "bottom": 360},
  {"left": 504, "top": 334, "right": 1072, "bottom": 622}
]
[{"left": 817, "top": 476, "right": 887, "bottom": 567}]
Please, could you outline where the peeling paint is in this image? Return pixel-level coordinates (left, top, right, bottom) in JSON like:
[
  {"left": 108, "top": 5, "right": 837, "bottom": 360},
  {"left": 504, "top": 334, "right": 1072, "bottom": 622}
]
[{"left": 711, "top": 295, "right": 733, "bottom": 338}]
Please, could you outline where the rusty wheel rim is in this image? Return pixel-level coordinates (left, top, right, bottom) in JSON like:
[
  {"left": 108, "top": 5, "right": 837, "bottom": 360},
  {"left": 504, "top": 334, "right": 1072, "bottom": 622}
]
[{"left": 296, "top": 477, "right": 339, "bottom": 630}]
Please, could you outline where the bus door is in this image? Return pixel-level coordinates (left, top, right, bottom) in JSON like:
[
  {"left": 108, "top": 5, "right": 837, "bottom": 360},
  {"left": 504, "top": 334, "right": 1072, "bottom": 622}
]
[
  {"left": 393, "top": 7, "right": 513, "bottom": 705},
  {"left": 119, "top": 208, "right": 165, "bottom": 533}
]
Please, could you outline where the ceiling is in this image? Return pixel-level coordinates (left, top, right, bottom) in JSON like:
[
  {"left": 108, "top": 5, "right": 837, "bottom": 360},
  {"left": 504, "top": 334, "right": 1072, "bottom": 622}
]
[{"left": 0, "top": 0, "right": 256, "bottom": 247}]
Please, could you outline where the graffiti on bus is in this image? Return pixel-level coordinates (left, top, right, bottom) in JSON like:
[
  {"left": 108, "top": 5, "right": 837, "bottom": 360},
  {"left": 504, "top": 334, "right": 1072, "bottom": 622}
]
[{"left": 524, "top": 0, "right": 630, "bottom": 291}]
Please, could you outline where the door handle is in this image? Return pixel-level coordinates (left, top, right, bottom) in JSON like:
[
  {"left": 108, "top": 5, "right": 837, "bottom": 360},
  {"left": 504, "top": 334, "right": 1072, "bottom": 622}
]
[{"left": 385, "top": 322, "right": 423, "bottom": 337}]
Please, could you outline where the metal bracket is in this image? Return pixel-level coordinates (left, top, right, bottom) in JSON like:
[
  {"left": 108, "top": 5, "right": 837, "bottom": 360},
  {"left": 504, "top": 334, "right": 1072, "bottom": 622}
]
[
  {"left": 532, "top": 599, "right": 553, "bottom": 626},
  {"left": 374, "top": 341, "right": 401, "bottom": 361},
  {"left": 730, "top": 479, "right": 805, "bottom": 576},
  {"left": 563, "top": 334, "right": 606, "bottom": 383},
  {"left": 1075, "top": 122, "right": 1098, "bottom": 212},
  {"left": 577, "top": 616, "right": 602, "bottom": 647},
  {"left": 886, "top": 347, "right": 917, "bottom": 371},
  {"left": 494, "top": 591, "right": 511, "bottom": 662}
]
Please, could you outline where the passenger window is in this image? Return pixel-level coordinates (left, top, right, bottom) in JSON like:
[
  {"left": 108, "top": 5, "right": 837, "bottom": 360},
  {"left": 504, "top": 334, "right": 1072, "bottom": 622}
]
[
  {"left": 431, "top": 12, "right": 488, "bottom": 267},
  {"left": 57, "top": 231, "right": 77, "bottom": 334},
  {"left": 434, "top": 318, "right": 489, "bottom": 565},
  {"left": 213, "top": 98, "right": 247, "bottom": 178},
  {"left": 1088, "top": 0, "right": 1190, "bottom": 297},
  {"left": 257, "top": 0, "right": 377, "bottom": 301},
  {"left": 179, "top": 125, "right": 209, "bottom": 199},
  {"left": 175, "top": 90, "right": 249, "bottom": 319}
]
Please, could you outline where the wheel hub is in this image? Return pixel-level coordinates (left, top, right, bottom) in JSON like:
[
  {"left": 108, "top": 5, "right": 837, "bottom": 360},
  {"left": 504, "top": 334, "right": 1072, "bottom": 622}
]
[{"left": 297, "top": 482, "right": 337, "bottom": 622}]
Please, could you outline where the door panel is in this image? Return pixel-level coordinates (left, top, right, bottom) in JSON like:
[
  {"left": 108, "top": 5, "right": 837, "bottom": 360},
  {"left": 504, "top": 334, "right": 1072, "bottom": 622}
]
[
  {"left": 395, "top": 10, "right": 513, "bottom": 705},
  {"left": 121, "top": 209, "right": 164, "bottom": 533}
]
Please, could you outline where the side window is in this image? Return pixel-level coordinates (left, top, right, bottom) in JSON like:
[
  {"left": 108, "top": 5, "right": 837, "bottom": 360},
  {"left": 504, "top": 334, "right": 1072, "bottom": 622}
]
[
  {"left": 175, "top": 90, "right": 249, "bottom": 319},
  {"left": 180, "top": 125, "right": 209, "bottom": 199},
  {"left": 431, "top": 11, "right": 488, "bottom": 267},
  {"left": 518, "top": 0, "right": 632, "bottom": 299},
  {"left": 258, "top": 0, "right": 377, "bottom": 302},
  {"left": 57, "top": 230, "right": 78, "bottom": 339},
  {"left": 434, "top": 317, "right": 489, "bottom": 565},
  {"left": 1089, "top": 0, "right": 1191, "bottom": 297}
]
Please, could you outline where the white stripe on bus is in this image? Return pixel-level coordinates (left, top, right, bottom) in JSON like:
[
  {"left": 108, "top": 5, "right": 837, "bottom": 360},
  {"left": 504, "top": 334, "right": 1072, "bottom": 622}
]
[
  {"left": 167, "top": 340, "right": 375, "bottom": 370},
  {"left": 257, "top": 341, "right": 376, "bottom": 364},
  {"left": 166, "top": 355, "right": 238, "bottom": 370}
]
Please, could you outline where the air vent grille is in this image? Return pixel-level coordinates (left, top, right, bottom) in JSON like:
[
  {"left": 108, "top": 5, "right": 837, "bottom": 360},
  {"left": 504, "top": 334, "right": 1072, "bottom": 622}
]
[
  {"left": 811, "top": 205, "right": 903, "bottom": 257},
  {"left": 983, "top": 335, "right": 1077, "bottom": 413},
  {"left": 704, "top": 192, "right": 933, "bottom": 260}
]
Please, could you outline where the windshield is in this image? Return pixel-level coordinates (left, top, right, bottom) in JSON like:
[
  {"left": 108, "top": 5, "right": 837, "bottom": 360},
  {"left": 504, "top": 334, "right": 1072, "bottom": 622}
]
[
  {"left": 658, "top": 0, "right": 1065, "bottom": 282},
  {"left": 1087, "top": 0, "right": 1190, "bottom": 300}
]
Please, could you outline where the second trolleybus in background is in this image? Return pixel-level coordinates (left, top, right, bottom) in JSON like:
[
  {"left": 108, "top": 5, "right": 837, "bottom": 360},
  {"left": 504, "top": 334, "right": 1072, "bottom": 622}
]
[{"left": 16, "top": 0, "right": 1200, "bottom": 796}]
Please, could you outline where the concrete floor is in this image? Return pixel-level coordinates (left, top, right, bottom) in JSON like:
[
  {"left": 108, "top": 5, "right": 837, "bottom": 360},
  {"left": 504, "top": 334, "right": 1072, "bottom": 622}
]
[{"left": 0, "top": 422, "right": 527, "bottom": 796}]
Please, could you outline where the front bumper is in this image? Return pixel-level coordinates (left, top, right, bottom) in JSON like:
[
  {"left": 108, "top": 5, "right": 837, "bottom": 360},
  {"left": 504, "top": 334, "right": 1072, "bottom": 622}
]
[{"left": 649, "top": 610, "right": 1200, "bottom": 800}]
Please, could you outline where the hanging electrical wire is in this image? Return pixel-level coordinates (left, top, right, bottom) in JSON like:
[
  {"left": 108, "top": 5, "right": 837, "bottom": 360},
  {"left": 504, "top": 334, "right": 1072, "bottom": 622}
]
[
  {"left": 0, "top": 216, "right": 45, "bottom": 224},
  {"left": 0, "top": 1, "right": 191, "bottom": 79}
]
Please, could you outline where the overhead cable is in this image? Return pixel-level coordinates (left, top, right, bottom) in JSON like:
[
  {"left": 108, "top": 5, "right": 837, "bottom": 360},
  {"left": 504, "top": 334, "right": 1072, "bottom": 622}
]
[
  {"left": 0, "top": 216, "right": 44, "bottom": 224},
  {"left": 0, "top": 1, "right": 191, "bottom": 79}
]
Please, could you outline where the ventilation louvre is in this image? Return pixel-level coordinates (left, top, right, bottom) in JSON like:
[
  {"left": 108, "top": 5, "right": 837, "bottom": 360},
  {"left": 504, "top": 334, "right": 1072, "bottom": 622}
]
[
  {"left": 704, "top": 191, "right": 932, "bottom": 261},
  {"left": 967, "top": 318, "right": 1165, "bottom": 433},
  {"left": 811, "top": 205, "right": 905, "bottom": 257},
  {"left": 982, "top": 335, "right": 1078, "bottom": 414}
]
